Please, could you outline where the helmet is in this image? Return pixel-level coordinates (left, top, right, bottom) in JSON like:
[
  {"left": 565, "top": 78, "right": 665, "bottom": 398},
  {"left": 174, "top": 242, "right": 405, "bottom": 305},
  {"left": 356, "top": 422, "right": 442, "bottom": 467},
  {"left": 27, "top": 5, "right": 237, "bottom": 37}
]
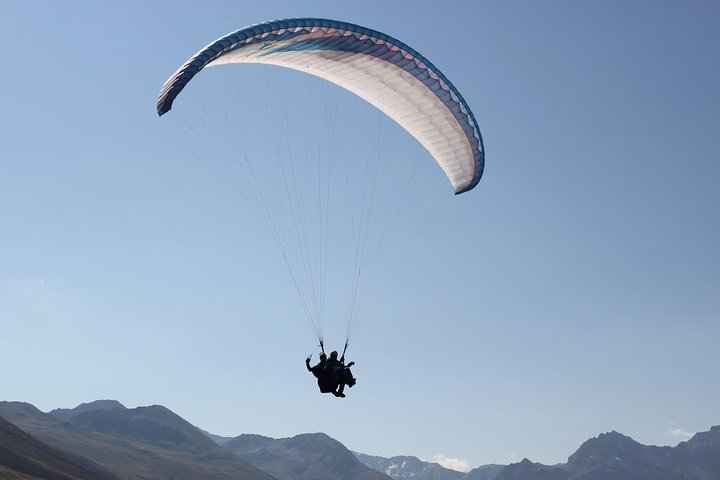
[
  {"left": 330, "top": 351, "right": 338, "bottom": 358},
  {"left": 319, "top": 353, "right": 327, "bottom": 361}
]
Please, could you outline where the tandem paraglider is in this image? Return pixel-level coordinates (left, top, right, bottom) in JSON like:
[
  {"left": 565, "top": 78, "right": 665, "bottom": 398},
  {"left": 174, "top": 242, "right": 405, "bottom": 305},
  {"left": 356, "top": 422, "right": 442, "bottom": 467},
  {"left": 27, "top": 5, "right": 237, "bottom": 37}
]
[
  {"left": 305, "top": 347, "right": 356, "bottom": 398},
  {"left": 156, "top": 18, "right": 484, "bottom": 396}
]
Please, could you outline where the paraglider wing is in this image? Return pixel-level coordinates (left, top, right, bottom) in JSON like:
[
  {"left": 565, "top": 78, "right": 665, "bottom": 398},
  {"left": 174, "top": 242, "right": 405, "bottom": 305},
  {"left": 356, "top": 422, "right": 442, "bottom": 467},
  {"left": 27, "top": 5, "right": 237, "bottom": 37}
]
[{"left": 157, "top": 18, "right": 484, "bottom": 194}]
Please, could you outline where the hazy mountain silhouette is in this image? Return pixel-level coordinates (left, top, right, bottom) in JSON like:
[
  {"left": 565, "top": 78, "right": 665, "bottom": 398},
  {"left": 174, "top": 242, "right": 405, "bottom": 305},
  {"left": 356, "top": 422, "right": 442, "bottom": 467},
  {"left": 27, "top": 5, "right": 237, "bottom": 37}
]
[
  {"left": 225, "top": 432, "right": 391, "bottom": 480},
  {"left": 0, "top": 414, "right": 114, "bottom": 480},
  {"left": 0, "top": 401, "right": 275, "bottom": 480}
]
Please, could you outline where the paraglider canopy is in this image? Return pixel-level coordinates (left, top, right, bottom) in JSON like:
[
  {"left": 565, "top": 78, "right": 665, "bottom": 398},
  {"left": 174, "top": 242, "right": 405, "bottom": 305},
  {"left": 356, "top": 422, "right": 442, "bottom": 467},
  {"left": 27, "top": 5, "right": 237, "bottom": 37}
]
[{"left": 157, "top": 18, "right": 484, "bottom": 194}]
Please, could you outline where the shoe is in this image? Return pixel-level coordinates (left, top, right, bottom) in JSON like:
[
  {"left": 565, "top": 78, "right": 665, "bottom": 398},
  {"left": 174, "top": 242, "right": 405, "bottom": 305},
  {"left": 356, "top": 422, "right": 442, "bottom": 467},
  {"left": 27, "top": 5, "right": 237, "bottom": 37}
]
[
  {"left": 337, "top": 392, "right": 346, "bottom": 398},
  {"left": 332, "top": 391, "right": 340, "bottom": 397}
]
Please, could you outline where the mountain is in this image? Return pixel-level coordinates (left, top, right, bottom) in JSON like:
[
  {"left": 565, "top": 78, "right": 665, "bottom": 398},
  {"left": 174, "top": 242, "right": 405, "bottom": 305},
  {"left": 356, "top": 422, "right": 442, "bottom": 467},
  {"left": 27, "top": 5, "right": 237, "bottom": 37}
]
[
  {"left": 51, "top": 399, "right": 217, "bottom": 453},
  {"left": 0, "top": 414, "right": 113, "bottom": 480},
  {"left": 354, "top": 452, "right": 503, "bottom": 480},
  {"left": 226, "top": 432, "right": 391, "bottom": 480},
  {"left": 354, "top": 452, "right": 465, "bottom": 480},
  {"left": 676, "top": 425, "right": 720, "bottom": 475},
  {"left": 494, "top": 429, "right": 720, "bottom": 480},
  {"left": 68, "top": 404, "right": 223, "bottom": 455},
  {"left": 0, "top": 401, "right": 275, "bottom": 480},
  {"left": 564, "top": 430, "right": 676, "bottom": 479}
]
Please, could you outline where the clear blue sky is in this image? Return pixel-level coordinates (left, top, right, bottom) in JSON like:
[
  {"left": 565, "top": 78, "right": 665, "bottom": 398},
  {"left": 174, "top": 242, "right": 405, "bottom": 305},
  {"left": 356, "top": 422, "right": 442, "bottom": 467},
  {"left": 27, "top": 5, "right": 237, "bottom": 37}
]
[{"left": 1, "top": 0, "right": 719, "bottom": 471}]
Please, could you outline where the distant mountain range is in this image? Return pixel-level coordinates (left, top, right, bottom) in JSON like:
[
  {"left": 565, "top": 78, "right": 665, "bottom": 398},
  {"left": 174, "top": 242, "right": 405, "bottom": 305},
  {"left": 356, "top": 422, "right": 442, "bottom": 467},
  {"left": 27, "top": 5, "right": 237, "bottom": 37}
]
[
  {"left": 1, "top": 399, "right": 718, "bottom": 480},
  {"left": 354, "top": 452, "right": 504, "bottom": 480},
  {"left": 493, "top": 428, "right": 720, "bottom": 480}
]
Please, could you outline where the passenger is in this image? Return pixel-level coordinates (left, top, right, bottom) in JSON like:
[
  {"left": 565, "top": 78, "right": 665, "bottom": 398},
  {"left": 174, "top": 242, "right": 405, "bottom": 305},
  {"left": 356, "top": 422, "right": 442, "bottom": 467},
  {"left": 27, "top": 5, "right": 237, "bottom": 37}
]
[
  {"left": 305, "top": 353, "right": 327, "bottom": 378},
  {"left": 305, "top": 353, "right": 336, "bottom": 394}
]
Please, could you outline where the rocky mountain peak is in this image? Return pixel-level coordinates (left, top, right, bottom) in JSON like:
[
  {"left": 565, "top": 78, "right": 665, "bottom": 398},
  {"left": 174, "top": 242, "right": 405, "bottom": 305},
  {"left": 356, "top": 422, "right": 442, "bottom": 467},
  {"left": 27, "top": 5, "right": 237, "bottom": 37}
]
[
  {"left": 50, "top": 399, "right": 126, "bottom": 420},
  {"left": 567, "top": 430, "right": 645, "bottom": 468}
]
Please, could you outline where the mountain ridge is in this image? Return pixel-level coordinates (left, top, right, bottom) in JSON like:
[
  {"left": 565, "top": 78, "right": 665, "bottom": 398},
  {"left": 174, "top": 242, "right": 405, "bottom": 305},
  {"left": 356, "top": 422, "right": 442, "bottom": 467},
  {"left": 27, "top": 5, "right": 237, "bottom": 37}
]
[
  {"left": 493, "top": 428, "right": 720, "bottom": 480},
  {"left": 50, "top": 400, "right": 126, "bottom": 421},
  {"left": 2, "top": 399, "right": 718, "bottom": 480}
]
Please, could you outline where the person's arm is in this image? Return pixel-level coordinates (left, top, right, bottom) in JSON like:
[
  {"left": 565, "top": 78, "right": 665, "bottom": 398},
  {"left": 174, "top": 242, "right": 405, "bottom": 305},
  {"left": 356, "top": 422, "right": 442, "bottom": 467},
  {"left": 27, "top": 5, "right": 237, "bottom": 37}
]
[{"left": 305, "top": 357, "right": 312, "bottom": 372}]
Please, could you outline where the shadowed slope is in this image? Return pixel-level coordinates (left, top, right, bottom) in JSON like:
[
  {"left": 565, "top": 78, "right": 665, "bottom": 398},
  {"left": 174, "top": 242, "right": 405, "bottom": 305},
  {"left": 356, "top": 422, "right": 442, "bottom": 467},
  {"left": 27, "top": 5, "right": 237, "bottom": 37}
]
[{"left": 0, "top": 415, "right": 113, "bottom": 480}]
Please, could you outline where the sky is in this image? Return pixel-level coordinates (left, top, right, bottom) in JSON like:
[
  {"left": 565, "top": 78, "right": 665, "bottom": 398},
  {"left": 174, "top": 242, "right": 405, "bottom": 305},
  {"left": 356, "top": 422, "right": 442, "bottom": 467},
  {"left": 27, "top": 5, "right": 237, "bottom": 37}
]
[{"left": 1, "top": 0, "right": 719, "bottom": 471}]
